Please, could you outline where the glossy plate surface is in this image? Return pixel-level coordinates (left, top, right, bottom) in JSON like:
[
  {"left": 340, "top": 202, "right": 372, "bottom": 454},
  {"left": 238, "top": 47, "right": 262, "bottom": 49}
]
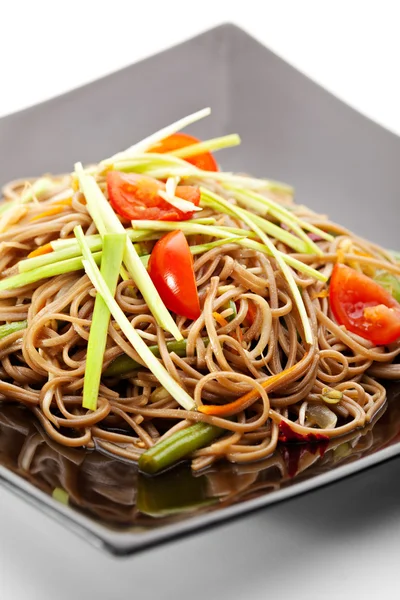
[{"left": 0, "top": 24, "right": 400, "bottom": 556}]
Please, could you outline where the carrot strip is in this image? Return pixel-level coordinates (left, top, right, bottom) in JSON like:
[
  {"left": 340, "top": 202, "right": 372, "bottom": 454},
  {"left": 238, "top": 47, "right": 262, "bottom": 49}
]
[
  {"left": 311, "top": 289, "right": 329, "bottom": 300},
  {"left": 31, "top": 206, "right": 66, "bottom": 222},
  {"left": 52, "top": 198, "right": 73, "bottom": 207},
  {"left": 198, "top": 349, "right": 313, "bottom": 416},
  {"left": 213, "top": 312, "right": 229, "bottom": 327},
  {"left": 27, "top": 243, "right": 54, "bottom": 258},
  {"left": 30, "top": 199, "right": 72, "bottom": 222}
]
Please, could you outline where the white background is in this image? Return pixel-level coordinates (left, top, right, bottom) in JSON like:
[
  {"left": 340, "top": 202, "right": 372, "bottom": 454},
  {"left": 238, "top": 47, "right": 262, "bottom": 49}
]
[{"left": 1, "top": 1, "right": 400, "bottom": 599}]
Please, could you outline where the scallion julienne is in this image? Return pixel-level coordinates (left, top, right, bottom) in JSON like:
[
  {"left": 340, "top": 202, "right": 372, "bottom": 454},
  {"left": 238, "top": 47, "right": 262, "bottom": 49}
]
[
  {"left": 0, "top": 252, "right": 102, "bottom": 291},
  {"left": 83, "top": 233, "right": 126, "bottom": 411},
  {"left": 0, "top": 237, "right": 242, "bottom": 292},
  {"left": 200, "top": 188, "right": 314, "bottom": 344},
  {"left": 104, "top": 338, "right": 209, "bottom": 377},
  {"left": 226, "top": 185, "right": 334, "bottom": 244},
  {"left": 74, "top": 226, "right": 196, "bottom": 412},
  {"left": 74, "top": 163, "right": 182, "bottom": 342},
  {"left": 0, "top": 177, "right": 55, "bottom": 216},
  {"left": 169, "top": 134, "right": 241, "bottom": 160},
  {"left": 0, "top": 320, "right": 27, "bottom": 339},
  {"left": 131, "top": 220, "right": 327, "bottom": 283},
  {"left": 101, "top": 107, "right": 211, "bottom": 168},
  {"left": 197, "top": 195, "right": 309, "bottom": 254},
  {"left": 139, "top": 237, "right": 242, "bottom": 268},
  {"left": 50, "top": 229, "right": 155, "bottom": 251}
]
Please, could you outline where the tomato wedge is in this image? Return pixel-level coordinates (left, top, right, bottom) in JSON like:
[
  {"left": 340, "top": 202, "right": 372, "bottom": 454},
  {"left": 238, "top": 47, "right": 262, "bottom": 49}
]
[
  {"left": 106, "top": 171, "right": 200, "bottom": 221},
  {"left": 148, "top": 230, "right": 201, "bottom": 321},
  {"left": 148, "top": 132, "right": 218, "bottom": 172},
  {"left": 329, "top": 263, "right": 400, "bottom": 345}
]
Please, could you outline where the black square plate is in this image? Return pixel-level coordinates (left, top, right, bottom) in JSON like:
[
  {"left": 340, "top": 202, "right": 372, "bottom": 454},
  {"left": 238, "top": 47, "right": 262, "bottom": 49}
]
[{"left": 1, "top": 24, "right": 400, "bottom": 556}]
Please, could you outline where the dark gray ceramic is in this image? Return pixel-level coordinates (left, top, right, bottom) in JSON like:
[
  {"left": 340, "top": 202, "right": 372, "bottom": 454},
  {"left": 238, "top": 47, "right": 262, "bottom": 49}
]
[{"left": 0, "top": 24, "right": 400, "bottom": 556}]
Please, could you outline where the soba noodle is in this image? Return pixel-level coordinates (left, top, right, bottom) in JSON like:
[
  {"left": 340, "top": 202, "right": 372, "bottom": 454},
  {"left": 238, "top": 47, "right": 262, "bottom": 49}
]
[{"left": 0, "top": 117, "right": 399, "bottom": 473}]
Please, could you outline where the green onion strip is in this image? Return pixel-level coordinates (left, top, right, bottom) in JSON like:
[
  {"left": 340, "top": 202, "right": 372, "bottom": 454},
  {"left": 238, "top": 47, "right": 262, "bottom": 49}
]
[
  {"left": 83, "top": 233, "right": 126, "bottom": 410},
  {"left": 74, "top": 226, "right": 196, "bottom": 411}
]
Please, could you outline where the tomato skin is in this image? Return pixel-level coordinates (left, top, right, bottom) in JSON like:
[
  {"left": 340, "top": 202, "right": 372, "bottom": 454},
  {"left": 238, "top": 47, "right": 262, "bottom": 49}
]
[
  {"left": 106, "top": 172, "right": 200, "bottom": 221},
  {"left": 329, "top": 263, "right": 400, "bottom": 345},
  {"left": 148, "top": 230, "right": 201, "bottom": 321},
  {"left": 148, "top": 132, "right": 218, "bottom": 172}
]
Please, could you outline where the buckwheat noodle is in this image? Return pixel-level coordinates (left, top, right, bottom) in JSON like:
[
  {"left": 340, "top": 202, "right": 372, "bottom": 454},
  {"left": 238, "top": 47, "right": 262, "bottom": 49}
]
[{"left": 0, "top": 170, "right": 399, "bottom": 472}]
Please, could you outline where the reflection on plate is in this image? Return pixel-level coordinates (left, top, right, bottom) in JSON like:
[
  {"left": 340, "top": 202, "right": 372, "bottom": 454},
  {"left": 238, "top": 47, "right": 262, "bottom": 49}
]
[{"left": 1, "top": 383, "right": 399, "bottom": 533}]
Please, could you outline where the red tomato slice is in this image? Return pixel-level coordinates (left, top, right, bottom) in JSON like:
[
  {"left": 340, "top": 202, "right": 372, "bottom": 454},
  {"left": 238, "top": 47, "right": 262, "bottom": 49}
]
[
  {"left": 148, "top": 132, "right": 218, "bottom": 172},
  {"left": 106, "top": 171, "right": 200, "bottom": 221},
  {"left": 148, "top": 230, "right": 201, "bottom": 321},
  {"left": 329, "top": 263, "right": 400, "bottom": 345}
]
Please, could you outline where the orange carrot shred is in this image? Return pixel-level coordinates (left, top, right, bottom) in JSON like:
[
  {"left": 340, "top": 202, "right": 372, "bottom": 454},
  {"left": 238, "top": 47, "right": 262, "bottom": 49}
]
[
  {"left": 198, "top": 350, "right": 312, "bottom": 417},
  {"left": 213, "top": 312, "right": 229, "bottom": 327},
  {"left": 30, "top": 206, "right": 66, "bottom": 222},
  {"left": 27, "top": 243, "right": 54, "bottom": 258},
  {"left": 30, "top": 199, "right": 72, "bottom": 222}
]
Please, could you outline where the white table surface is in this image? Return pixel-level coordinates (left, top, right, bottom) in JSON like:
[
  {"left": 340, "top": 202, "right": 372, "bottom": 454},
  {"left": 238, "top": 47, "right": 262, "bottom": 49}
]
[{"left": 1, "top": 1, "right": 400, "bottom": 598}]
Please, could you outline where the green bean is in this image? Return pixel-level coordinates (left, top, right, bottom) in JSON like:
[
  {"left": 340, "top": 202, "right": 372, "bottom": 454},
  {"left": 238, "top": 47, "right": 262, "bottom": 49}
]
[
  {"left": 138, "top": 423, "right": 223, "bottom": 475},
  {"left": 136, "top": 466, "right": 217, "bottom": 515},
  {"left": 104, "top": 337, "right": 209, "bottom": 377}
]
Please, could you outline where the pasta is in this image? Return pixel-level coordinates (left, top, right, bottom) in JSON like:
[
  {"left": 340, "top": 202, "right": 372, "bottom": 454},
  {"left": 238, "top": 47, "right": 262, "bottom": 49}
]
[{"left": 0, "top": 110, "right": 399, "bottom": 474}]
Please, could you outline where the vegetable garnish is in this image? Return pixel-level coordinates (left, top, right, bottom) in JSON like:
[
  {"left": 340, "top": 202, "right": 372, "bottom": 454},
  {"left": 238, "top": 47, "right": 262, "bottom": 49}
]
[
  {"left": 320, "top": 387, "right": 343, "bottom": 405},
  {"left": 130, "top": 220, "right": 327, "bottom": 282},
  {"left": 139, "top": 423, "right": 223, "bottom": 475},
  {"left": 148, "top": 230, "right": 201, "bottom": 321},
  {"left": 101, "top": 107, "right": 211, "bottom": 167},
  {"left": 200, "top": 189, "right": 314, "bottom": 345},
  {"left": 226, "top": 185, "right": 334, "bottom": 244},
  {"left": 27, "top": 243, "right": 53, "bottom": 259},
  {"left": 107, "top": 171, "right": 201, "bottom": 221},
  {"left": 0, "top": 320, "right": 27, "bottom": 339},
  {"left": 75, "top": 163, "right": 182, "bottom": 341},
  {"left": 52, "top": 488, "right": 69, "bottom": 505},
  {"left": 30, "top": 198, "right": 73, "bottom": 222},
  {"left": 3, "top": 107, "right": 399, "bottom": 475},
  {"left": 148, "top": 132, "right": 219, "bottom": 171},
  {"left": 19, "top": 235, "right": 238, "bottom": 275},
  {"left": 329, "top": 263, "right": 400, "bottom": 345},
  {"left": 104, "top": 338, "right": 209, "bottom": 377},
  {"left": 83, "top": 233, "right": 126, "bottom": 411},
  {"left": 213, "top": 312, "right": 229, "bottom": 327},
  {"left": 0, "top": 177, "right": 55, "bottom": 217},
  {"left": 373, "top": 270, "right": 400, "bottom": 303},
  {"left": 0, "top": 252, "right": 102, "bottom": 291},
  {"left": 74, "top": 226, "right": 196, "bottom": 411}
]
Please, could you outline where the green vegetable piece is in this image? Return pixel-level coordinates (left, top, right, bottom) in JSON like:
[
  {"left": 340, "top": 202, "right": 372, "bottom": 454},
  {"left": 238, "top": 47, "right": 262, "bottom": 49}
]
[
  {"left": 75, "top": 226, "right": 195, "bottom": 411},
  {"left": 52, "top": 487, "right": 69, "bottom": 505},
  {"left": 0, "top": 320, "right": 27, "bottom": 339},
  {"left": 0, "top": 253, "right": 102, "bottom": 291},
  {"left": 137, "top": 466, "right": 216, "bottom": 516},
  {"left": 83, "top": 234, "right": 126, "bottom": 411},
  {"left": 104, "top": 340, "right": 186, "bottom": 377},
  {"left": 75, "top": 163, "right": 183, "bottom": 341},
  {"left": 104, "top": 337, "right": 209, "bottom": 377},
  {"left": 333, "top": 442, "right": 352, "bottom": 461},
  {"left": 226, "top": 299, "right": 237, "bottom": 322},
  {"left": 374, "top": 270, "right": 400, "bottom": 303},
  {"left": 139, "top": 423, "right": 223, "bottom": 475}
]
